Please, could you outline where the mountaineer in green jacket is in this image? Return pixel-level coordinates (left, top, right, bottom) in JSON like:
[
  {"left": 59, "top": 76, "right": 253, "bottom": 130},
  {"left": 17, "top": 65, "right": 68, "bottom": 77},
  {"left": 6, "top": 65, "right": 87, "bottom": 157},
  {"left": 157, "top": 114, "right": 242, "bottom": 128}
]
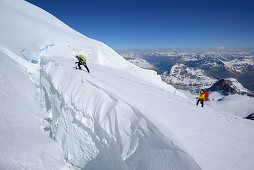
[{"left": 75, "top": 55, "right": 90, "bottom": 73}]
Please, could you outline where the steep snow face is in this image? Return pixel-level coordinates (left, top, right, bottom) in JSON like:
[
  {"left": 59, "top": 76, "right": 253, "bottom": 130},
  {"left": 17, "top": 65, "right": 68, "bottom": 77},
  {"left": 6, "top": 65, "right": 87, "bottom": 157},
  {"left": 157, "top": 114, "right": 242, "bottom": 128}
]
[
  {"left": 0, "top": 53, "right": 69, "bottom": 169},
  {"left": 1, "top": 0, "right": 254, "bottom": 170},
  {"left": 0, "top": 0, "right": 176, "bottom": 94},
  {"left": 162, "top": 64, "right": 216, "bottom": 94},
  {"left": 38, "top": 57, "right": 254, "bottom": 170},
  {"left": 39, "top": 58, "right": 200, "bottom": 170}
]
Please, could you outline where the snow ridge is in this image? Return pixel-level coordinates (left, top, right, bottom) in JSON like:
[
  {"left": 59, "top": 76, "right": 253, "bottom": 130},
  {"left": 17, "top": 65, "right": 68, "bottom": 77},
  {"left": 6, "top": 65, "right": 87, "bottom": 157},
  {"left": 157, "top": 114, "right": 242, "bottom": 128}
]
[
  {"left": 0, "top": 52, "right": 68, "bottom": 170},
  {"left": 1, "top": 0, "right": 254, "bottom": 170},
  {"left": 40, "top": 58, "right": 200, "bottom": 170}
]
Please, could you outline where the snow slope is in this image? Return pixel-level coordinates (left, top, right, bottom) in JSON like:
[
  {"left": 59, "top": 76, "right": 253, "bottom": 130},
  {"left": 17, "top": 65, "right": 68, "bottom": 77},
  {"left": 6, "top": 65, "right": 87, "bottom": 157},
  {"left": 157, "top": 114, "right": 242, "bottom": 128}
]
[
  {"left": 40, "top": 58, "right": 200, "bottom": 170},
  {"left": 0, "top": 52, "right": 69, "bottom": 169},
  {"left": 179, "top": 89, "right": 254, "bottom": 120},
  {"left": 208, "top": 93, "right": 254, "bottom": 118},
  {"left": 0, "top": 0, "right": 178, "bottom": 96},
  {"left": 39, "top": 56, "right": 254, "bottom": 170},
  {"left": 1, "top": 0, "right": 254, "bottom": 170}
]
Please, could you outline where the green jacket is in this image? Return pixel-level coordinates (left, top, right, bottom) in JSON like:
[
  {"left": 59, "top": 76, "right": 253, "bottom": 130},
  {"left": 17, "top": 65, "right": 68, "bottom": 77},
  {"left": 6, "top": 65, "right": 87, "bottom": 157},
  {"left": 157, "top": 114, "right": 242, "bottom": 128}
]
[{"left": 79, "top": 55, "right": 87, "bottom": 63}]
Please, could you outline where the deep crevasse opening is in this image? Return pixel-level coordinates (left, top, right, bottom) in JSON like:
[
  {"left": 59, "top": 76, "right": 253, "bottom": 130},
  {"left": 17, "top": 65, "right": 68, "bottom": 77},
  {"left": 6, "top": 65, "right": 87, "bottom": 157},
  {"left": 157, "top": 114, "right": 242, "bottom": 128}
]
[{"left": 39, "top": 58, "right": 201, "bottom": 170}]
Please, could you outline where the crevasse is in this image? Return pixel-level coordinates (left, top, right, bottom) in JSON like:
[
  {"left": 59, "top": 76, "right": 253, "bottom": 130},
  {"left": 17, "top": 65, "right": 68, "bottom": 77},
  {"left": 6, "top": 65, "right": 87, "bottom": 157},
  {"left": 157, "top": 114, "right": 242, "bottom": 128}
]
[{"left": 39, "top": 58, "right": 200, "bottom": 170}]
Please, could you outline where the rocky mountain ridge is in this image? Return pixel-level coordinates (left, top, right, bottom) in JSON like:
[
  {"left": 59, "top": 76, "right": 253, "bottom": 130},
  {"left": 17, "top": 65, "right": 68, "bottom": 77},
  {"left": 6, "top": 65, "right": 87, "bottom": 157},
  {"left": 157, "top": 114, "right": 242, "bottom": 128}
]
[
  {"left": 118, "top": 48, "right": 254, "bottom": 91},
  {"left": 207, "top": 78, "right": 254, "bottom": 97},
  {"left": 161, "top": 63, "right": 217, "bottom": 94}
]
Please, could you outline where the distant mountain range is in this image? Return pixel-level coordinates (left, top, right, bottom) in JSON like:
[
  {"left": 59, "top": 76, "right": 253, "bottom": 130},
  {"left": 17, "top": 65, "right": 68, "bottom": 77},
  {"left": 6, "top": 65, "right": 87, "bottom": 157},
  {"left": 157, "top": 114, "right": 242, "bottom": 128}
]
[
  {"left": 117, "top": 48, "right": 254, "bottom": 92},
  {"left": 125, "top": 57, "right": 157, "bottom": 71},
  {"left": 161, "top": 63, "right": 216, "bottom": 94},
  {"left": 207, "top": 78, "right": 254, "bottom": 97}
]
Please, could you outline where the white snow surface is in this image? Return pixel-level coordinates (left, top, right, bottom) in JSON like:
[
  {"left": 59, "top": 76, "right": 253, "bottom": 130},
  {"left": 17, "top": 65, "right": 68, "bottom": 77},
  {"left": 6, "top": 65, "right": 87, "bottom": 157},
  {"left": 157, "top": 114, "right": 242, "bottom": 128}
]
[
  {"left": 182, "top": 90, "right": 254, "bottom": 119},
  {"left": 1, "top": 0, "right": 254, "bottom": 170},
  {"left": 0, "top": 52, "right": 69, "bottom": 169},
  {"left": 208, "top": 93, "right": 254, "bottom": 118},
  {"left": 0, "top": 0, "right": 178, "bottom": 96}
]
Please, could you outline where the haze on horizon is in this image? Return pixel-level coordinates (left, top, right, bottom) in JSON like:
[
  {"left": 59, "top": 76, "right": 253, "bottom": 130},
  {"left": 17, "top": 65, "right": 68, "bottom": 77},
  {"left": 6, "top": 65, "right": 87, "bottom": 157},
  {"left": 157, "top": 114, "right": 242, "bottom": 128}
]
[{"left": 26, "top": 0, "right": 254, "bottom": 49}]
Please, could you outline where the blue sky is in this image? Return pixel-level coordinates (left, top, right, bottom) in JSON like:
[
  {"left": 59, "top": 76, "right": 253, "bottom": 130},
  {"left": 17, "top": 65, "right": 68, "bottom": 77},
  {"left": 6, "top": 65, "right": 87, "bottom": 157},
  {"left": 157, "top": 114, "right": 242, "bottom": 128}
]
[{"left": 26, "top": 0, "right": 254, "bottom": 49}]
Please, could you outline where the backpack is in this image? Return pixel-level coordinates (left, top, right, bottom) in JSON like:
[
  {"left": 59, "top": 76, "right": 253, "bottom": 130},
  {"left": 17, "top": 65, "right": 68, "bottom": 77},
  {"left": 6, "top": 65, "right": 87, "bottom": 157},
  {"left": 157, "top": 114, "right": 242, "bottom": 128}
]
[
  {"left": 79, "top": 55, "right": 87, "bottom": 63},
  {"left": 204, "top": 91, "right": 209, "bottom": 100}
]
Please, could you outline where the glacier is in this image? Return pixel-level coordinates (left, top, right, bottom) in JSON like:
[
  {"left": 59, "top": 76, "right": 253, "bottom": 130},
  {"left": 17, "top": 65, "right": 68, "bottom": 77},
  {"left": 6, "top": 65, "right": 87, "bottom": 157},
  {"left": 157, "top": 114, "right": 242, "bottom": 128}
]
[{"left": 0, "top": 0, "right": 254, "bottom": 170}]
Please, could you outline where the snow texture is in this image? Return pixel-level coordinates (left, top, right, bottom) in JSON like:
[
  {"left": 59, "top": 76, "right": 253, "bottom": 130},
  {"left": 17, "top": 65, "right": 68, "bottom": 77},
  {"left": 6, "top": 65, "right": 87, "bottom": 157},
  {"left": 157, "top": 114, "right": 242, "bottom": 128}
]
[
  {"left": 0, "top": 52, "right": 69, "bottom": 169},
  {"left": 209, "top": 94, "right": 254, "bottom": 118},
  {"left": 0, "top": 0, "right": 254, "bottom": 170}
]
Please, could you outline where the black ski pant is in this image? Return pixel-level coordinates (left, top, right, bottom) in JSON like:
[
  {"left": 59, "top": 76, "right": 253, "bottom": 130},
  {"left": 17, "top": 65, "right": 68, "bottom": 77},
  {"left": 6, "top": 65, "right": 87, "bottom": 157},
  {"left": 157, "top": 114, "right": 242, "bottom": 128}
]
[
  {"left": 196, "top": 99, "right": 204, "bottom": 107},
  {"left": 76, "top": 61, "right": 90, "bottom": 73}
]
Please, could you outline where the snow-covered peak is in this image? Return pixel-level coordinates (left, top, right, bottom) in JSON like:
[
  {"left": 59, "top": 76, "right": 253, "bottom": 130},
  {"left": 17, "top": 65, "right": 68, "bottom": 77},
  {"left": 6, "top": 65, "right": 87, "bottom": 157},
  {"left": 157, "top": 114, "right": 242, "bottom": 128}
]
[
  {"left": 162, "top": 63, "right": 217, "bottom": 94},
  {"left": 224, "top": 78, "right": 250, "bottom": 93},
  {"left": 207, "top": 78, "right": 253, "bottom": 96},
  {"left": 1, "top": 1, "right": 254, "bottom": 170},
  {"left": 0, "top": 0, "right": 122, "bottom": 68},
  {"left": 0, "top": 0, "right": 179, "bottom": 95},
  {"left": 222, "top": 57, "right": 254, "bottom": 73},
  {"left": 126, "top": 57, "right": 157, "bottom": 70}
]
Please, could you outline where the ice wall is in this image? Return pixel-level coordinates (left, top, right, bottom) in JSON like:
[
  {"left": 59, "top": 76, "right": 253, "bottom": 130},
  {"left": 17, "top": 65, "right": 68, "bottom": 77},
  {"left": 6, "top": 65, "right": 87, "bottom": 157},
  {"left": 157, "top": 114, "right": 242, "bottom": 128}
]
[{"left": 39, "top": 58, "right": 200, "bottom": 170}]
